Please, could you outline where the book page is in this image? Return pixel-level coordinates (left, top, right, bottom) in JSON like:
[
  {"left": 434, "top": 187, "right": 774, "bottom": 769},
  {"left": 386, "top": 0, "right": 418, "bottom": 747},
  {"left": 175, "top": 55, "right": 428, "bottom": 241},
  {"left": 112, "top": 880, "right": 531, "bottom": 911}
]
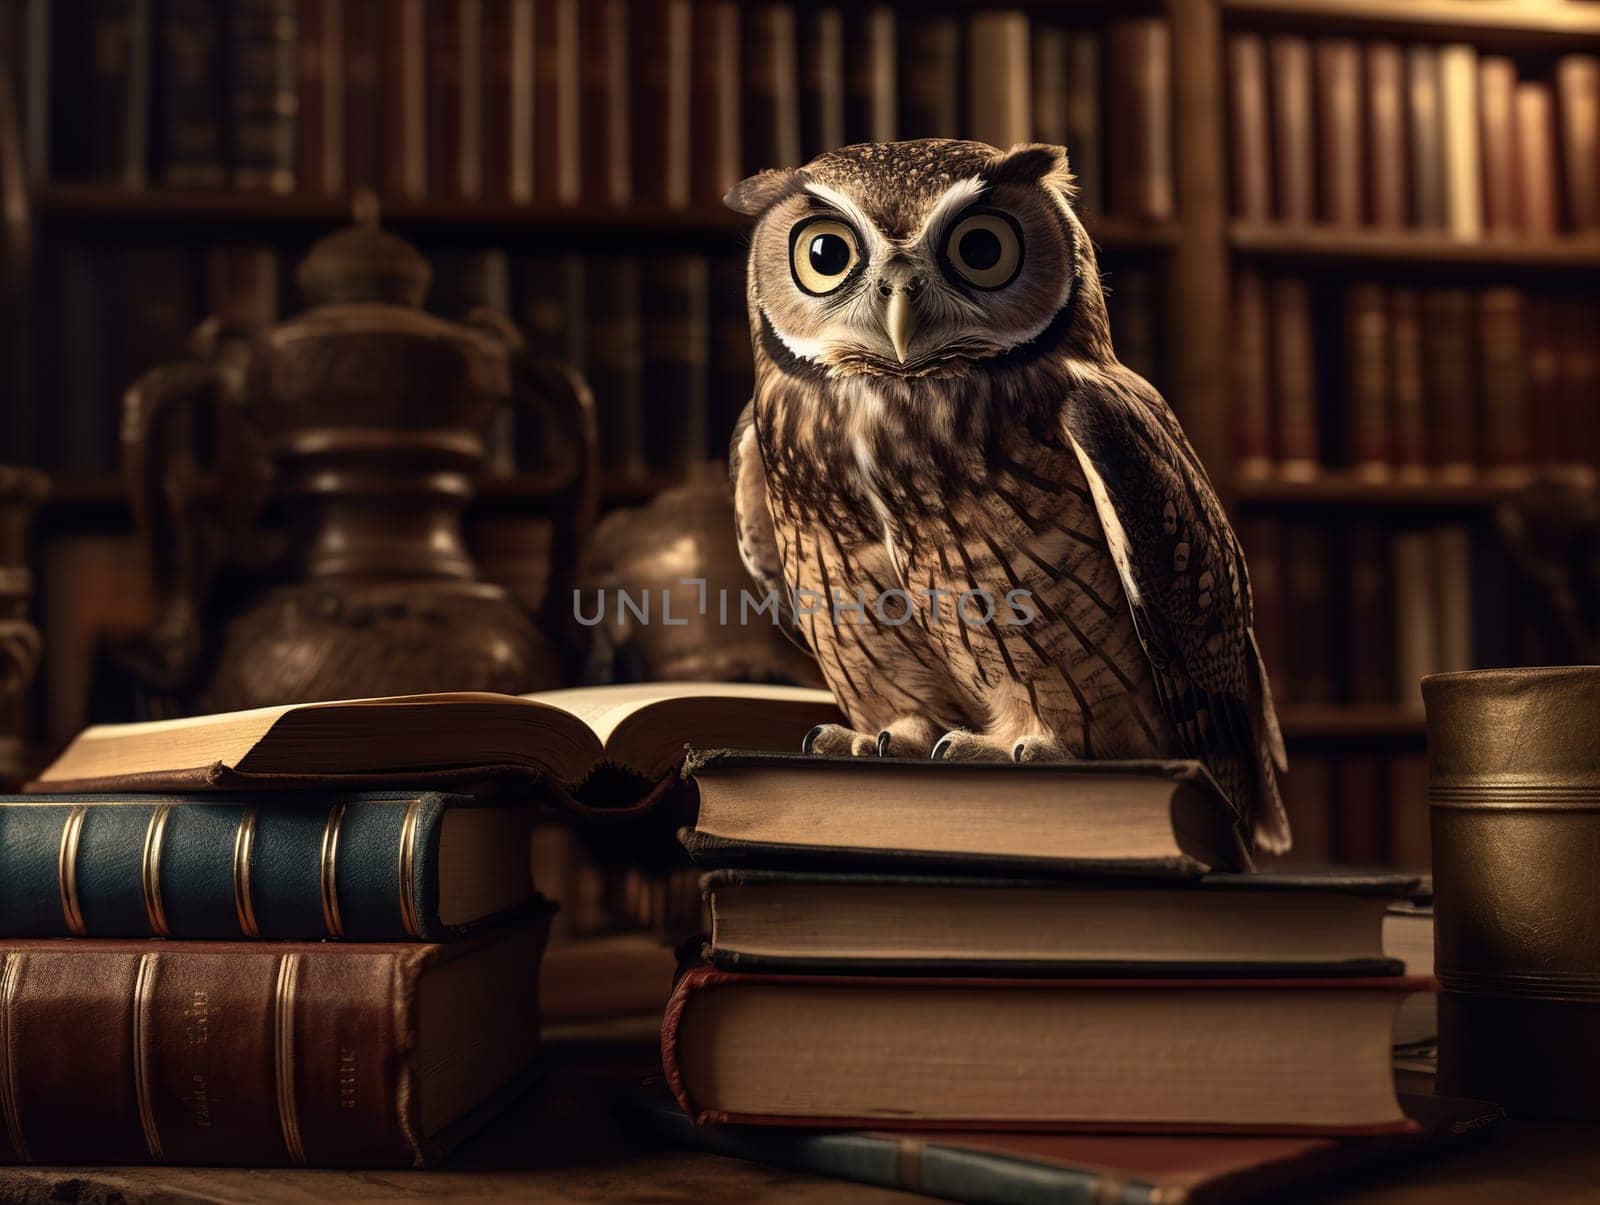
[{"left": 523, "top": 682, "right": 836, "bottom": 747}]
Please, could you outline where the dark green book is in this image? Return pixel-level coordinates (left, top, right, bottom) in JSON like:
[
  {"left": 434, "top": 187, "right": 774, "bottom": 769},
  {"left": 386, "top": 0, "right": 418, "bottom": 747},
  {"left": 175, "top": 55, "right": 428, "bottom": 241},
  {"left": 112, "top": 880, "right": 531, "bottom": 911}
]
[
  {"left": 622, "top": 1089, "right": 1501, "bottom": 1205},
  {"left": 0, "top": 792, "right": 536, "bottom": 941},
  {"left": 700, "top": 867, "right": 1421, "bottom": 978}
]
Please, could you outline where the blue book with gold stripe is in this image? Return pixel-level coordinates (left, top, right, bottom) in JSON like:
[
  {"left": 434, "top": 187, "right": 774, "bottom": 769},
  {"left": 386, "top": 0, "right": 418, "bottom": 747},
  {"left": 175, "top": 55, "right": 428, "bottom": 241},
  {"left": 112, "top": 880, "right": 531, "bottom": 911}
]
[{"left": 0, "top": 793, "right": 537, "bottom": 941}]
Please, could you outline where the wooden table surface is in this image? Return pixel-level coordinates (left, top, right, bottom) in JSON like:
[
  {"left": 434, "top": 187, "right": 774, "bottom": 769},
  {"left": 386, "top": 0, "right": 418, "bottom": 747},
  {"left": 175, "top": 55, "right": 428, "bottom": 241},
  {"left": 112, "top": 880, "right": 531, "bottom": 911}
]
[{"left": 1, "top": 1032, "right": 1596, "bottom": 1204}]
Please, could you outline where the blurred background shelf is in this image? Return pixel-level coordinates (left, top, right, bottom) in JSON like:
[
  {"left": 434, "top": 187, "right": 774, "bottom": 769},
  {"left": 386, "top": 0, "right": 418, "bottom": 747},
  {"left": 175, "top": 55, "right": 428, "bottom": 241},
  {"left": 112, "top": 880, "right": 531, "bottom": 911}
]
[
  {"left": 1230, "top": 224, "right": 1600, "bottom": 273},
  {"left": 1232, "top": 472, "right": 1545, "bottom": 509},
  {"left": 1223, "top": 0, "right": 1600, "bottom": 47},
  {"left": 1278, "top": 705, "right": 1430, "bottom": 741}
]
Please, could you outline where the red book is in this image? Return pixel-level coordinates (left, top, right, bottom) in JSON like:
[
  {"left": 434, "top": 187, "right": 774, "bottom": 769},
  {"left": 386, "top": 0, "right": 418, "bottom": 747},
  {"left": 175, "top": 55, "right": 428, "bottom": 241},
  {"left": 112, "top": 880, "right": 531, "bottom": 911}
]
[
  {"left": 1478, "top": 56, "right": 1520, "bottom": 237},
  {"left": 662, "top": 967, "right": 1429, "bottom": 1134}
]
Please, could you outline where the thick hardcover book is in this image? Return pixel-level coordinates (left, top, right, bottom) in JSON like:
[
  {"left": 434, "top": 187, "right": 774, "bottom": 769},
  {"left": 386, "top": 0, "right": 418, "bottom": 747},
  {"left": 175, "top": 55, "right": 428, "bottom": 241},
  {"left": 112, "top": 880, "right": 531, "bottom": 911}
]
[
  {"left": 158, "top": 0, "right": 225, "bottom": 187},
  {"left": 1514, "top": 81, "right": 1559, "bottom": 239},
  {"left": 1478, "top": 56, "right": 1519, "bottom": 237},
  {"left": 296, "top": 0, "right": 344, "bottom": 194},
  {"left": 661, "top": 967, "right": 1431, "bottom": 1133},
  {"left": 1344, "top": 523, "right": 1395, "bottom": 705},
  {"left": 1405, "top": 43, "right": 1445, "bottom": 229},
  {"left": 1268, "top": 277, "right": 1319, "bottom": 478},
  {"left": 682, "top": 752, "right": 1250, "bottom": 876},
  {"left": 1421, "top": 290, "right": 1477, "bottom": 477},
  {"left": 1228, "top": 272, "right": 1267, "bottom": 473},
  {"left": 0, "top": 917, "right": 550, "bottom": 1167},
  {"left": 1389, "top": 288, "right": 1427, "bottom": 478},
  {"left": 1365, "top": 41, "right": 1406, "bottom": 228},
  {"left": 231, "top": 0, "right": 299, "bottom": 193},
  {"left": 1312, "top": 39, "right": 1362, "bottom": 226},
  {"left": 1438, "top": 44, "right": 1482, "bottom": 238},
  {"left": 1282, "top": 524, "right": 1335, "bottom": 703},
  {"left": 586, "top": 255, "right": 646, "bottom": 474},
  {"left": 1062, "top": 30, "right": 1102, "bottom": 214},
  {"left": 1226, "top": 33, "right": 1270, "bottom": 222},
  {"left": 1556, "top": 55, "right": 1600, "bottom": 231},
  {"left": 1343, "top": 283, "right": 1391, "bottom": 476},
  {"left": 0, "top": 791, "right": 536, "bottom": 941},
  {"left": 626, "top": 1090, "right": 1501, "bottom": 1205},
  {"left": 58, "top": 0, "right": 150, "bottom": 186},
  {"left": 425, "top": 0, "right": 473, "bottom": 200},
  {"left": 967, "top": 11, "right": 1030, "bottom": 149},
  {"left": 700, "top": 866, "right": 1419, "bottom": 977},
  {"left": 1477, "top": 288, "right": 1529, "bottom": 476},
  {"left": 1267, "top": 34, "right": 1313, "bottom": 224},
  {"left": 481, "top": 0, "right": 519, "bottom": 200},
  {"left": 1107, "top": 18, "right": 1173, "bottom": 221}
]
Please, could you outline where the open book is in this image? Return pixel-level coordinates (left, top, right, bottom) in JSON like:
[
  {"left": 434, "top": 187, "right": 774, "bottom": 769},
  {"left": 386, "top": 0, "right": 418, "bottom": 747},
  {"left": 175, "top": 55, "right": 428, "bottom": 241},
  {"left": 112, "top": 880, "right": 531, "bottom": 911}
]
[{"left": 29, "top": 683, "right": 842, "bottom": 797}]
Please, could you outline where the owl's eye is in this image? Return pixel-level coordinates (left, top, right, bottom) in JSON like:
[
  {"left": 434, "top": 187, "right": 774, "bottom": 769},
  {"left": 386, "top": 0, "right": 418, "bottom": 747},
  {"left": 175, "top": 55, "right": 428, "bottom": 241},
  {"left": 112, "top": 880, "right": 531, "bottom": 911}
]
[
  {"left": 944, "top": 211, "right": 1023, "bottom": 289},
  {"left": 790, "top": 218, "right": 861, "bottom": 295}
]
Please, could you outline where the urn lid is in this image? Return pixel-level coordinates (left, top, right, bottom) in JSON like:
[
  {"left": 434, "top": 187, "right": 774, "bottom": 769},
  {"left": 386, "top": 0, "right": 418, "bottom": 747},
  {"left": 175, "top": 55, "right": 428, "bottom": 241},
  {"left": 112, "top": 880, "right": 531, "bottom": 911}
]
[{"left": 294, "top": 193, "right": 433, "bottom": 307}]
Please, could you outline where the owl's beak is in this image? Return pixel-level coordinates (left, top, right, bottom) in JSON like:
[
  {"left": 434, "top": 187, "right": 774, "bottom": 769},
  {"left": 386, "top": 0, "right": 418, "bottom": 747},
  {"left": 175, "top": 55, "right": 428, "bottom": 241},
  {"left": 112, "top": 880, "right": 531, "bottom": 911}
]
[{"left": 885, "top": 291, "right": 917, "bottom": 364}]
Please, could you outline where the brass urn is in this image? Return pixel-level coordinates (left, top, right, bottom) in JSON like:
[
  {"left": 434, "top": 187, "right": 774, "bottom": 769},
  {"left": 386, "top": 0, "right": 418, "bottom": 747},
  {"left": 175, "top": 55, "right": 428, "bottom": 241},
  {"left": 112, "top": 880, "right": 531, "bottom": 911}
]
[{"left": 122, "top": 210, "right": 596, "bottom": 713}]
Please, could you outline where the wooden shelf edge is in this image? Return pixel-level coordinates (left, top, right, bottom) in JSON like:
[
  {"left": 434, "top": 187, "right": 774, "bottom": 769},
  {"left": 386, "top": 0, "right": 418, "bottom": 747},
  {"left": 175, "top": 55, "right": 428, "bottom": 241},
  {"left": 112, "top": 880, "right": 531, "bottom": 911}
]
[
  {"left": 1224, "top": 0, "right": 1600, "bottom": 46},
  {"left": 1279, "top": 704, "right": 1429, "bottom": 740},
  {"left": 1231, "top": 471, "right": 1547, "bottom": 508},
  {"left": 1230, "top": 223, "right": 1600, "bottom": 271}
]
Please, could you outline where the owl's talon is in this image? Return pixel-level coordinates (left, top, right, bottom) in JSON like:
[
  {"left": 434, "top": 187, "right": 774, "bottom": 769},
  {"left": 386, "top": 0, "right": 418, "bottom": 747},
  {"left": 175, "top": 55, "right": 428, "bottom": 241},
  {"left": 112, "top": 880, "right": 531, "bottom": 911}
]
[
  {"left": 802, "top": 725, "right": 824, "bottom": 755},
  {"left": 932, "top": 730, "right": 1015, "bottom": 762},
  {"left": 1013, "top": 735, "right": 1072, "bottom": 763},
  {"left": 931, "top": 736, "right": 953, "bottom": 760},
  {"left": 876, "top": 730, "right": 892, "bottom": 757},
  {"left": 804, "top": 723, "right": 881, "bottom": 758}
]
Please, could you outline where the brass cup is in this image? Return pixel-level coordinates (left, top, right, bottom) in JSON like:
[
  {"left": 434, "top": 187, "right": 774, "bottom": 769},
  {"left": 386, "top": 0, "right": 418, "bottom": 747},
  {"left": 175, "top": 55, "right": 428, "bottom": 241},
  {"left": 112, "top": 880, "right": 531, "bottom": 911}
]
[{"left": 1424, "top": 665, "right": 1600, "bottom": 1118}]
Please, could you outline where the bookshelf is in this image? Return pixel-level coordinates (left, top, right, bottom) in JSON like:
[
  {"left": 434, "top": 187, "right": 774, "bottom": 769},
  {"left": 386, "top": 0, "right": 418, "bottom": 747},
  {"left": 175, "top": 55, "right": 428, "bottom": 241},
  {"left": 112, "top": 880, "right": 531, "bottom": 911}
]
[
  {"left": 1231, "top": 224, "right": 1600, "bottom": 274},
  {"left": 1233, "top": 472, "right": 1536, "bottom": 509},
  {"left": 1222, "top": 0, "right": 1600, "bottom": 48}
]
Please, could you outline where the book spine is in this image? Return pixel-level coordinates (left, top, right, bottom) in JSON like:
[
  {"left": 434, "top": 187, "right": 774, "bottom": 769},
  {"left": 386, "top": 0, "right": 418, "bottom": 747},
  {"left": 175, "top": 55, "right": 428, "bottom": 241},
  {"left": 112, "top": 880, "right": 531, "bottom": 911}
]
[
  {"left": 709, "top": 253, "right": 754, "bottom": 460},
  {"left": 1343, "top": 522, "right": 1393, "bottom": 705},
  {"left": 1268, "top": 276, "right": 1320, "bottom": 478},
  {"left": 1342, "top": 283, "right": 1390, "bottom": 477},
  {"left": 1513, "top": 82, "right": 1558, "bottom": 239},
  {"left": 1438, "top": 44, "right": 1482, "bottom": 238},
  {"left": 1282, "top": 522, "right": 1336, "bottom": 703},
  {"left": 1405, "top": 43, "right": 1444, "bottom": 229},
  {"left": 1391, "top": 528, "right": 1438, "bottom": 710},
  {"left": 1477, "top": 56, "right": 1519, "bottom": 237},
  {"left": 1107, "top": 18, "right": 1173, "bottom": 221},
  {"left": 1226, "top": 32, "right": 1271, "bottom": 222},
  {"left": 966, "top": 11, "right": 1031, "bottom": 150},
  {"left": 586, "top": 256, "right": 645, "bottom": 476},
  {"left": 630, "top": 0, "right": 692, "bottom": 206},
  {"left": 1063, "top": 30, "right": 1101, "bottom": 216},
  {"left": 296, "top": 0, "right": 344, "bottom": 195},
  {"left": 642, "top": 254, "right": 710, "bottom": 474},
  {"left": 579, "top": 0, "right": 630, "bottom": 203},
  {"left": 426, "top": 0, "right": 467, "bottom": 200},
  {"left": 689, "top": 0, "right": 740, "bottom": 203},
  {"left": 800, "top": 7, "right": 845, "bottom": 162},
  {"left": 1267, "top": 34, "right": 1314, "bottom": 224},
  {"left": 1389, "top": 288, "right": 1427, "bottom": 479},
  {"left": 160, "top": 0, "right": 225, "bottom": 187},
  {"left": 1279, "top": 753, "right": 1332, "bottom": 863},
  {"left": 896, "top": 15, "right": 958, "bottom": 144},
  {"left": 1555, "top": 55, "right": 1600, "bottom": 231},
  {"left": 231, "top": 0, "right": 299, "bottom": 193},
  {"left": 0, "top": 796, "right": 458, "bottom": 941},
  {"left": 742, "top": 3, "right": 801, "bottom": 173},
  {"left": 1477, "top": 288, "right": 1529, "bottom": 476},
  {"left": 1312, "top": 38, "right": 1362, "bottom": 226},
  {"left": 1388, "top": 751, "right": 1431, "bottom": 871},
  {"left": 532, "top": 0, "right": 580, "bottom": 204},
  {"left": 1237, "top": 516, "right": 1285, "bottom": 699},
  {"left": 341, "top": 0, "right": 382, "bottom": 193},
  {"left": 382, "top": 0, "right": 426, "bottom": 198},
  {"left": 0, "top": 941, "right": 432, "bottom": 1166},
  {"left": 492, "top": 0, "right": 529, "bottom": 201},
  {"left": 1364, "top": 42, "right": 1406, "bottom": 228},
  {"left": 845, "top": 6, "right": 895, "bottom": 146}
]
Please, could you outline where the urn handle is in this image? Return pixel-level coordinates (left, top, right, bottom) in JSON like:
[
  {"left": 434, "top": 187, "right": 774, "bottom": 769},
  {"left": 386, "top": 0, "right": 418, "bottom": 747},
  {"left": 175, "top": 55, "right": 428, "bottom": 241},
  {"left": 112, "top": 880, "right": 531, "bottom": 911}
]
[{"left": 120, "top": 360, "right": 225, "bottom": 689}]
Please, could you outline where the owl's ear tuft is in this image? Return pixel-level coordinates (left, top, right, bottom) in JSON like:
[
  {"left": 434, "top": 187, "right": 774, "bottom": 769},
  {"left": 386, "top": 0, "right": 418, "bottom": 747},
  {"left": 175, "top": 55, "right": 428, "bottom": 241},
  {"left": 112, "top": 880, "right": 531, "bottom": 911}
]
[
  {"left": 725, "top": 168, "right": 811, "bottom": 216},
  {"left": 986, "top": 143, "right": 1076, "bottom": 200}
]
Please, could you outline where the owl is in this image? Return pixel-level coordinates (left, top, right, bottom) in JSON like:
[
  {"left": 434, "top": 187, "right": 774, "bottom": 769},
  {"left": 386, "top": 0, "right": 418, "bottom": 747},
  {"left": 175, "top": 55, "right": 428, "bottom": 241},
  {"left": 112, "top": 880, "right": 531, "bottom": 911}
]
[{"left": 727, "top": 140, "right": 1289, "bottom": 853}]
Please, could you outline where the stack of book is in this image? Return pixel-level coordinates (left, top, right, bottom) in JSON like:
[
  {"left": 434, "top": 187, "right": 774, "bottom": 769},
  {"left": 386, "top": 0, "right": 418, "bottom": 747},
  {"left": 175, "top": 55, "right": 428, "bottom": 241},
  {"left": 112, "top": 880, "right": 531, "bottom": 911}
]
[
  {"left": 661, "top": 753, "right": 1439, "bottom": 1141},
  {"left": 0, "top": 682, "right": 837, "bottom": 1166}
]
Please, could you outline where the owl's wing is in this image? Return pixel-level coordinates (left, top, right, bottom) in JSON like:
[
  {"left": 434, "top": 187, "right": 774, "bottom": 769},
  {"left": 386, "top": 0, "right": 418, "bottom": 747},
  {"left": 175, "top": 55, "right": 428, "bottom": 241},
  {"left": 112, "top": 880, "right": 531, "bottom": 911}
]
[
  {"left": 1061, "top": 368, "right": 1290, "bottom": 853},
  {"left": 730, "top": 400, "right": 807, "bottom": 650}
]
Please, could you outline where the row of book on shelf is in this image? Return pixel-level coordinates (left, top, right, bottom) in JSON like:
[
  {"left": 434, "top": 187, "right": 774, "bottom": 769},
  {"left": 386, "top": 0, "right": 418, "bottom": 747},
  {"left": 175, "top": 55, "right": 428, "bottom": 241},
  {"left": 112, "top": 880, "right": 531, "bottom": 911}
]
[
  {"left": 21, "top": 0, "right": 1175, "bottom": 218},
  {"left": 8, "top": 237, "right": 1166, "bottom": 478},
  {"left": 0, "top": 680, "right": 1465, "bottom": 1194},
  {"left": 1227, "top": 32, "right": 1600, "bottom": 238},
  {"left": 1279, "top": 749, "right": 1431, "bottom": 873},
  {"left": 1241, "top": 516, "right": 1495, "bottom": 712},
  {"left": 1232, "top": 273, "right": 1600, "bottom": 482}
]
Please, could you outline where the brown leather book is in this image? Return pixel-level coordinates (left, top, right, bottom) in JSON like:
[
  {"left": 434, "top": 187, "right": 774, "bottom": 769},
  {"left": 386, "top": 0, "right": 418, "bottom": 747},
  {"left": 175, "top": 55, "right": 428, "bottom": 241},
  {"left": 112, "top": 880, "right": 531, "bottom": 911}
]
[
  {"left": 533, "top": 0, "right": 580, "bottom": 204},
  {"left": 1477, "top": 288, "right": 1530, "bottom": 478},
  {"left": 0, "top": 917, "right": 550, "bottom": 1167},
  {"left": 1268, "top": 277, "right": 1320, "bottom": 479},
  {"left": 1236, "top": 516, "right": 1285, "bottom": 699},
  {"left": 1420, "top": 290, "right": 1477, "bottom": 478},
  {"left": 494, "top": 0, "right": 534, "bottom": 202},
  {"left": 1364, "top": 41, "right": 1407, "bottom": 228},
  {"left": 296, "top": 0, "right": 344, "bottom": 195},
  {"left": 426, "top": 0, "right": 470, "bottom": 200},
  {"left": 1478, "top": 56, "right": 1520, "bottom": 237},
  {"left": 1312, "top": 39, "right": 1363, "bottom": 226},
  {"left": 1230, "top": 270, "right": 1274, "bottom": 477},
  {"left": 1226, "top": 32, "right": 1272, "bottom": 222},
  {"left": 843, "top": 6, "right": 896, "bottom": 145},
  {"left": 800, "top": 8, "right": 845, "bottom": 161},
  {"left": 1527, "top": 295, "right": 1564, "bottom": 471},
  {"left": 1282, "top": 522, "right": 1335, "bottom": 703},
  {"left": 381, "top": 0, "right": 426, "bottom": 198},
  {"left": 1107, "top": 18, "right": 1174, "bottom": 221},
  {"left": 1391, "top": 528, "right": 1438, "bottom": 710},
  {"left": 1334, "top": 753, "right": 1387, "bottom": 864},
  {"left": 1344, "top": 522, "right": 1394, "bottom": 704},
  {"left": 896, "top": 14, "right": 959, "bottom": 141},
  {"left": 1405, "top": 43, "right": 1445, "bottom": 229},
  {"left": 1389, "top": 288, "right": 1427, "bottom": 480},
  {"left": 1431, "top": 525, "right": 1473, "bottom": 676},
  {"left": 689, "top": 1, "right": 741, "bottom": 203},
  {"left": 741, "top": 3, "right": 801, "bottom": 173},
  {"left": 341, "top": 0, "right": 381, "bottom": 193},
  {"left": 1268, "top": 35, "right": 1314, "bottom": 224},
  {"left": 1343, "top": 283, "right": 1391, "bottom": 477},
  {"left": 967, "top": 10, "right": 1031, "bottom": 149},
  {"left": 1555, "top": 54, "right": 1600, "bottom": 230},
  {"left": 662, "top": 966, "right": 1428, "bottom": 1133},
  {"left": 579, "top": 0, "right": 630, "bottom": 203},
  {"left": 1031, "top": 25, "right": 1067, "bottom": 148},
  {"left": 630, "top": 0, "right": 692, "bottom": 206},
  {"left": 1514, "top": 81, "right": 1559, "bottom": 238}
]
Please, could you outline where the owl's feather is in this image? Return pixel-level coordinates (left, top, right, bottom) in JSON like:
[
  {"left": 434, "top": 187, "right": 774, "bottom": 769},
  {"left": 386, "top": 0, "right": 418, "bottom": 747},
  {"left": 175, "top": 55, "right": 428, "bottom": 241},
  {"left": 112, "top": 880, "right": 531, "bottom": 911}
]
[
  {"left": 1062, "top": 365, "right": 1289, "bottom": 852},
  {"left": 731, "top": 400, "right": 805, "bottom": 649}
]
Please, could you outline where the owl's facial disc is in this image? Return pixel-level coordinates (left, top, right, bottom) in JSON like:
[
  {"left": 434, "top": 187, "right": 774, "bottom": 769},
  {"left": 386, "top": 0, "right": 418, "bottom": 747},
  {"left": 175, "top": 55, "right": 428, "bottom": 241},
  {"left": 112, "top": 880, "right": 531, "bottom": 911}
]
[{"left": 754, "top": 175, "right": 1075, "bottom": 379}]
